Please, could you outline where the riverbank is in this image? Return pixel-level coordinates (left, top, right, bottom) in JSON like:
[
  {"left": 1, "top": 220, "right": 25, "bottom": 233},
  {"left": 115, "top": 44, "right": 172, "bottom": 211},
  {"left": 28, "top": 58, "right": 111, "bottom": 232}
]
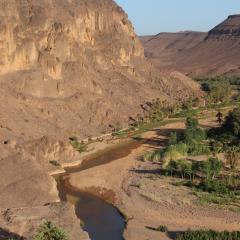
[{"left": 65, "top": 119, "right": 240, "bottom": 240}]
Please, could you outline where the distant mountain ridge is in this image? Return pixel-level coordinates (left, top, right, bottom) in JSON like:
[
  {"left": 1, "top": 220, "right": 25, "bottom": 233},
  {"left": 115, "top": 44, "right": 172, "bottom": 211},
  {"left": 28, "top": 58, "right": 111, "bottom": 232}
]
[{"left": 140, "top": 15, "right": 240, "bottom": 77}]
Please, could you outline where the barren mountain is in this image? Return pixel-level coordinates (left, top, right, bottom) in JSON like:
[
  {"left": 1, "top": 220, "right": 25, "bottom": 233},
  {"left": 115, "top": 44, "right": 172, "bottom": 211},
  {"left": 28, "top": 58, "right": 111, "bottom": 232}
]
[
  {"left": 0, "top": 0, "right": 201, "bottom": 239},
  {"left": 141, "top": 15, "right": 240, "bottom": 76}
]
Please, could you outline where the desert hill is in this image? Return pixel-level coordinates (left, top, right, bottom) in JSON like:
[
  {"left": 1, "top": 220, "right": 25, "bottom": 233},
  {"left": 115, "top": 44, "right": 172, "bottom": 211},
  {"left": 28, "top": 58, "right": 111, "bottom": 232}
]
[
  {"left": 0, "top": 0, "right": 201, "bottom": 239},
  {"left": 141, "top": 15, "right": 240, "bottom": 77}
]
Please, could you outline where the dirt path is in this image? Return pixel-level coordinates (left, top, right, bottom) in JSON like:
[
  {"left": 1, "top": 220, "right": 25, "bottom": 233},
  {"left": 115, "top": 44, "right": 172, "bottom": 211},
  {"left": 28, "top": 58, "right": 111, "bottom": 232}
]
[{"left": 68, "top": 120, "right": 240, "bottom": 240}]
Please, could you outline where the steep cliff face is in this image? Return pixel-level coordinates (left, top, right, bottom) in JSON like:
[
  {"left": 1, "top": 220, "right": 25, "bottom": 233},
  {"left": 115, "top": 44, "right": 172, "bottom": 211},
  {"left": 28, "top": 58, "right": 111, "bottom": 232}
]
[{"left": 0, "top": 0, "right": 143, "bottom": 98}]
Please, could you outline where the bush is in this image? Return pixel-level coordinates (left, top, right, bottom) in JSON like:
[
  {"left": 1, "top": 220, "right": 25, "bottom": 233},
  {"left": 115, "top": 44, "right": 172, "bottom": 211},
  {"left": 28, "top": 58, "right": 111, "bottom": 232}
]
[
  {"left": 156, "top": 225, "right": 168, "bottom": 232},
  {"left": 201, "top": 157, "right": 223, "bottom": 180},
  {"left": 222, "top": 108, "right": 240, "bottom": 137},
  {"left": 167, "top": 159, "right": 192, "bottom": 180},
  {"left": 143, "top": 151, "right": 161, "bottom": 162},
  {"left": 169, "top": 132, "right": 178, "bottom": 145},
  {"left": 34, "top": 221, "right": 69, "bottom": 240},
  {"left": 176, "top": 230, "right": 240, "bottom": 240},
  {"left": 198, "top": 180, "right": 229, "bottom": 194},
  {"left": 69, "top": 137, "right": 87, "bottom": 153}
]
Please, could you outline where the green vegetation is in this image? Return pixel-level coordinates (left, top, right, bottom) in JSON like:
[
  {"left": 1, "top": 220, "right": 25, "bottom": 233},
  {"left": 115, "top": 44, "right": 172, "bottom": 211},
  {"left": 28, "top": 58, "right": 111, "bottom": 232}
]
[
  {"left": 69, "top": 136, "right": 87, "bottom": 153},
  {"left": 144, "top": 117, "right": 210, "bottom": 165},
  {"left": 176, "top": 230, "right": 240, "bottom": 240},
  {"left": 146, "top": 225, "right": 168, "bottom": 233},
  {"left": 194, "top": 75, "right": 240, "bottom": 105},
  {"left": 34, "top": 221, "right": 69, "bottom": 240},
  {"left": 156, "top": 225, "right": 168, "bottom": 232},
  {"left": 112, "top": 127, "right": 136, "bottom": 138},
  {"left": 142, "top": 111, "right": 240, "bottom": 210}
]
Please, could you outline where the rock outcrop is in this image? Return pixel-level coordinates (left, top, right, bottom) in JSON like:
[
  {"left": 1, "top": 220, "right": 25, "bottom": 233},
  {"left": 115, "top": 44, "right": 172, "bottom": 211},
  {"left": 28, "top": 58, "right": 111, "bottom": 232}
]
[
  {"left": 0, "top": 203, "right": 89, "bottom": 240},
  {"left": 208, "top": 15, "right": 240, "bottom": 39}
]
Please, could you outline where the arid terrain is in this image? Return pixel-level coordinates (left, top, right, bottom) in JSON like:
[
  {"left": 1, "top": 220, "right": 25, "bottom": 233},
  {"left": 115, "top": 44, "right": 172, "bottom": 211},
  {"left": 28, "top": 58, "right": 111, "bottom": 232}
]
[
  {"left": 141, "top": 15, "right": 240, "bottom": 76},
  {"left": 0, "top": 0, "right": 203, "bottom": 239},
  {"left": 1, "top": 0, "right": 240, "bottom": 239}
]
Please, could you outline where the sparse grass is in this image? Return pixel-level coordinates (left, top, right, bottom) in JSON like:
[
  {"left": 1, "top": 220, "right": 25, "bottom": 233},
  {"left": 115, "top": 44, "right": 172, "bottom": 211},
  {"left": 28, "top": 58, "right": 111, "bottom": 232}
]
[
  {"left": 69, "top": 137, "right": 87, "bottom": 153},
  {"left": 112, "top": 127, "right": 136, "bottom": 138},
  {"left": 194, "top": 190, "right": 240, "bottom": 211}
]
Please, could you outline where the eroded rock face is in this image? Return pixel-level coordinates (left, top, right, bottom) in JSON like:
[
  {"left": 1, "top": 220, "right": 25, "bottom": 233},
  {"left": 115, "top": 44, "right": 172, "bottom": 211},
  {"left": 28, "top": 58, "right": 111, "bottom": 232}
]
[
  {"left": 208, "top": 15, "right": 240, "bottom": 39},
  {"left": 0, "top": 0, "right": 143, "bottom": 98},
  {"left": 0, "top": 0, "right": 201, "bottom": 142}
]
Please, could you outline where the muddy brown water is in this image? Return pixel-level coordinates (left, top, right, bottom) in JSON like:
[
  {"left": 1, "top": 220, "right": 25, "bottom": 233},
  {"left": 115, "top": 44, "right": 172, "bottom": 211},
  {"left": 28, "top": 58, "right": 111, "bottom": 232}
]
[{"left": 57, "top": 139, "right": 143, "bottom": 240}]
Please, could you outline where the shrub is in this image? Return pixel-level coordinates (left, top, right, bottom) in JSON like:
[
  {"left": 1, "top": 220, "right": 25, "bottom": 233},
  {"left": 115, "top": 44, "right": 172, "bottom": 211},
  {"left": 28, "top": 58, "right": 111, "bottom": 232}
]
[
  {"left": 222, "top": 108, "right": 240, "bottom": 137},
  {"left": 169, "top": 132, "right": 178, "bottom": 145},
  {"left": 167, "top": 159, "right": 192, "bottom": 180},
  {"left": 201, "top": 157, "right": 223, "bottom": 180},
  {"left": 156, "top": 225, "right": 168, "bottom": 232},
  {"left": 198, "top": 180, "right": 229, "bottom": 194},
  {"left": 143, "top": 150, "right": 161, "bottom": 162},
  {"left": 69, "top": 137, "right": 87, "bottom": 153},
  {"left": 34, "top": 221, "right": 69, "bottom": 240},
  {"left": 176, "top": 230, "right": 240, "bottom": 240}
]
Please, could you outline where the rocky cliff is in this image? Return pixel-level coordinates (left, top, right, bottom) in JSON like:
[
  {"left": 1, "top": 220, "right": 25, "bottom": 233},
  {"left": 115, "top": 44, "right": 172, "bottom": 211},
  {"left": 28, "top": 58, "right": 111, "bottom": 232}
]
[
  {"left": 0, "top": 0, "right": 201, "bottom": 142},
  {"left": 0, "top": 1, "right": 201, "bottom": 239}
]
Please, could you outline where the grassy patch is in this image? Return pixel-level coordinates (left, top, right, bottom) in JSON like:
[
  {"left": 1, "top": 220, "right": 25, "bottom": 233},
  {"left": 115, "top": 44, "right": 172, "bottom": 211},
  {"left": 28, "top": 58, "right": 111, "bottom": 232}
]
[{"left": 69, "top": 137, "right": 87, "bottom": 153}]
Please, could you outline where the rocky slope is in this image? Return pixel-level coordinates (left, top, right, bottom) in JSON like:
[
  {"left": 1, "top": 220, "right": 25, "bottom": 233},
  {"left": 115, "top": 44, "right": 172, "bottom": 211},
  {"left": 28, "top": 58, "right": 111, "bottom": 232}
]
[
  {"left": 141, "top": 15, "right": 240, "bottom": 76},
  {"left": 141, "top": 31, "right": 207, "bottom": 67},
  {"left": 0, "top": 0, "right": 201, "bottom": 238}
]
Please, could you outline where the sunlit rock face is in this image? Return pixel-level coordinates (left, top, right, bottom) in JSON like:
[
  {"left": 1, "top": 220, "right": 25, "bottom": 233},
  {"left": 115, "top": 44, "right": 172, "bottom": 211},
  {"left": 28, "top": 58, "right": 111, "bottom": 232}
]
[
  {"left": 0, "top": 0, "right": 144, "bottom": 98},
  {"left": 0, "top": 0, "right": 200, "bottom": 142}
]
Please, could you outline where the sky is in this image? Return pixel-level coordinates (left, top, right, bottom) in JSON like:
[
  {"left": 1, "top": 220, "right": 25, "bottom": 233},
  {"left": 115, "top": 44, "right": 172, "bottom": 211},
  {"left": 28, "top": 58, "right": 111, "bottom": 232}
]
[{"left": 115, "top": 0, "right": 240, "bottom": 36}]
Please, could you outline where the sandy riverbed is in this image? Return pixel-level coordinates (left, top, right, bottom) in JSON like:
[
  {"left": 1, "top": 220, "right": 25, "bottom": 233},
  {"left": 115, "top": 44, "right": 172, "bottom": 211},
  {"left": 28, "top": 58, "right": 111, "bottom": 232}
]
[{"left": 68, "top": 120, "right": 240, "bottom": 240}]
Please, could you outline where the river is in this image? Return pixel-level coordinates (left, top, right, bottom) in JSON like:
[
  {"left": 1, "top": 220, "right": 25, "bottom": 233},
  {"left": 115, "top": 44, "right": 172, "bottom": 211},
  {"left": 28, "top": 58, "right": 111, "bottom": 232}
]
[{"left": 56, "top": 138, "right": 142, "bottom": 240}]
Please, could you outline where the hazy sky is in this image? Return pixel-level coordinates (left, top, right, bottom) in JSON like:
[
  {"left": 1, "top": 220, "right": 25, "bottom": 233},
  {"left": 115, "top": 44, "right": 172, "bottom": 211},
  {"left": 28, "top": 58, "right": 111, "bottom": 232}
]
[{"left": 115, "top": 0, "right": 240, "bottom": 35}]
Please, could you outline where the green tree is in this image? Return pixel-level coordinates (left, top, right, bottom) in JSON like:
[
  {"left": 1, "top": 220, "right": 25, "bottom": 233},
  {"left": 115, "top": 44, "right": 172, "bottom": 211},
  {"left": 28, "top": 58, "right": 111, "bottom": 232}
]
[
  {"left": 223, "top": 108, "right": 240, "bottom": 137},
  {"left": 34, "top": 221, "right": 69, "bottom": 240},
  {"left": 201, "top": 157, "right": 222, "bottom": 180}
]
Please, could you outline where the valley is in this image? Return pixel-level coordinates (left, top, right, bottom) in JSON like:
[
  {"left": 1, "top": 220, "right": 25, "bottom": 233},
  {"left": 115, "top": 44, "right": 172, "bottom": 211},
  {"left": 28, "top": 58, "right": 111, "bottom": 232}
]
[{"left": 0, "top": 0, "right": 240, "bottom": 240}]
